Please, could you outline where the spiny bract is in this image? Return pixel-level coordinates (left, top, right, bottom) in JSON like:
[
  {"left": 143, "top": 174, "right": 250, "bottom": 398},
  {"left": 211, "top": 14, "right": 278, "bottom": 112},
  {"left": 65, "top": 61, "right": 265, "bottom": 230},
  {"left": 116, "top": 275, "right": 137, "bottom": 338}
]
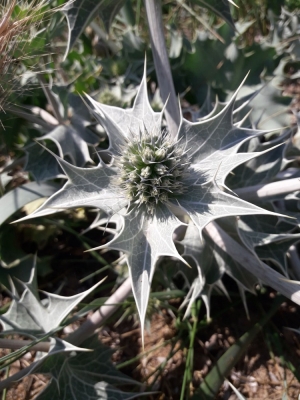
[{"left": 20, "top": 65, "right": 276, "bottom": 338}]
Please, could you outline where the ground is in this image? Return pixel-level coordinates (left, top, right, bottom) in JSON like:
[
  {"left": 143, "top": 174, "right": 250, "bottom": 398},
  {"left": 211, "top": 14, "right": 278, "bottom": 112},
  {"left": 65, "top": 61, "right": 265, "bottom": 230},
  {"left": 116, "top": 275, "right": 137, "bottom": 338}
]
[{"left": 1, "top": 287, "right": 300, "bottom": 399}]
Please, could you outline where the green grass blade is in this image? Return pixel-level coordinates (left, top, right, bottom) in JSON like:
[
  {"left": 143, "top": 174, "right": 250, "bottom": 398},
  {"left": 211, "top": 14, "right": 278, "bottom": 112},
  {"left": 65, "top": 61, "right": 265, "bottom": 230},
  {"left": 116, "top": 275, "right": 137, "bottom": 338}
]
[{"left": 191, "top": 295, "right": 284, "bottom": 400}]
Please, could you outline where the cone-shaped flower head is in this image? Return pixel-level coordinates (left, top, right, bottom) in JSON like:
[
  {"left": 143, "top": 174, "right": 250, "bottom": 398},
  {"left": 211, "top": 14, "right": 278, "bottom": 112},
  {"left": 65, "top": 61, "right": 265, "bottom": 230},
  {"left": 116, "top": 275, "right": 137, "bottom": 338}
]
[{"left": 118, "top": 129, "right": 190, "bottom": 214}]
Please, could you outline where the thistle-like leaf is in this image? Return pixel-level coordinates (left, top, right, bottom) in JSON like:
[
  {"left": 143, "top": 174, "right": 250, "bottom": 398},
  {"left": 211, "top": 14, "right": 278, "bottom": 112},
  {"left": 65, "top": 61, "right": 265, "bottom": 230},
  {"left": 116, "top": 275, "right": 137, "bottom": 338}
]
[
  {"left": 39, "top": 124, "right": 94, "bottom": 167},
  {"left": 25, "top": 142, "right": 63, "bottom": 182},
  {"left": 35, "top": 336, "right": 147, "bottom": 400},
  {"left": 237, "top": 83, "right": 291, "bottom": 131},
  {"left": 0, "top": 181, "right": 59, "bottom": 226},
  {"left": 86, "top": 64, "right": 162, "bottom": 156},
  {"left": 226, "top": 134, "right": 288, "bottom": 190},
  {"left": 15, "top": 90, "right": 101, "bottom": 181},
  {"left": 62, "top": 0, "right": 126, "bottom": 58},
  {"left": 100, "top": 205, "right": 187, "bottom": 341},
  {"left": 19, "top": 66, "right": 281, "bottom": 336},
  {"left": 178, "top": 80, "right": 268, "bottom": 188},
  {"left": 179, "top": 221, "right": 257, "bottom": 319},
  {"left": 238, "top": 218, "right": 300, "bottom": 275},
  {"left": 39, "top": 91, "right": 100, "bottom": 164},
  {"left": 214, "top": 217, "right": 259, "bottom": 293},
  {"left": 177, "top": 183, "right": 277, "bottom": 237},
  {"left": 16, "top": 152, "right": 128, "bottom": 222},
  {"left": 0, "top": 337, "right": 92, "bottom": 385},
  {"left": 0, "top": 263, "right": 103, "bottom": 335}
]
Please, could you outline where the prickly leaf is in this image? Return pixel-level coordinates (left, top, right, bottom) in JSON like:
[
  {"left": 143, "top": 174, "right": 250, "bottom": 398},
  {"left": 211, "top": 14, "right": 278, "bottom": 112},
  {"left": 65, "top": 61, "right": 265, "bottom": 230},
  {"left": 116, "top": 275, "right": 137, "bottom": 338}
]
[
  {"left": 35, "top": 336, "right": 146, "bottom": 400},
  {"left": 20, "top": 67, "right": 279, "bottom": 336},
  {"left": 0, "top": 264, "right": 103, "bottom": 335}
]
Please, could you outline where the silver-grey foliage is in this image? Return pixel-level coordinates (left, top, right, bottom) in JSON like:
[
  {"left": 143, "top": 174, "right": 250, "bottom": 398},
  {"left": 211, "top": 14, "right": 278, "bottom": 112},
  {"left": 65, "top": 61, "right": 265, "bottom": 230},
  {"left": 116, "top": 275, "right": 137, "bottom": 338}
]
[
  {"left": 35, "top": 337, "right": 144, "bottom": 400},
  {"left": 19, "top": 65, "right": 280, "bottom": 340},
  {"left": 0, "top": 263, "right": 102, "bottom": 335}
]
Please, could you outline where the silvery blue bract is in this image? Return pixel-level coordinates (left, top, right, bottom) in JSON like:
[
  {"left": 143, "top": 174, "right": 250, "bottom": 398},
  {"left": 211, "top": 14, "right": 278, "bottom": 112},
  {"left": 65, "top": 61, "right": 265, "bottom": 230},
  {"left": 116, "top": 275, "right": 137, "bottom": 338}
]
[{"left": 20, "top": 65, "right": 277, "bottom": 339}]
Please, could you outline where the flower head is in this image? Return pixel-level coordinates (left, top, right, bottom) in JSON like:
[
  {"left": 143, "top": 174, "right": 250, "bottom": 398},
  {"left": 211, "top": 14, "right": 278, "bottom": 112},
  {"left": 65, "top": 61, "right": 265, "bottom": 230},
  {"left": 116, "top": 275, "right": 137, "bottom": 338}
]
[
  {"left": 117, "top": 129, "right": 190, "bottom": 214},
  {"left": 21, "top": 65, "right": 275, "bottom": 339}
]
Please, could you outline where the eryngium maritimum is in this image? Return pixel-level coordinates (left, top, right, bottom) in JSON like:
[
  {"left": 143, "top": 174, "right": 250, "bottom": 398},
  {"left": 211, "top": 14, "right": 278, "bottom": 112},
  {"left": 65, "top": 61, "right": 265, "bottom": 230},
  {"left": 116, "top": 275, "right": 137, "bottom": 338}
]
[{"left": 20, "top": 66, "right": 276, "bottom": 335}]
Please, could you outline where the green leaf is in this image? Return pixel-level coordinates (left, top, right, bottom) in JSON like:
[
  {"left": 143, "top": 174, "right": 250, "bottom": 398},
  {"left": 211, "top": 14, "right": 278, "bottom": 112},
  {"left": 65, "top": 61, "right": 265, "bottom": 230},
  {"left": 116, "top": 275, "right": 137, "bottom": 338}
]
[
  {"left": 98, "top": 0, "right": 126, "bottom": 32},
  {"left": 178, "top": 24, "right": 280, "bottom": 99},
  {"left": 191, "top": 296, "right": 284, "bottom": 400},
  {"left": 35, "top": 336, "right": 145, "bottom": 400},
  {"left": 119, "top": 0, "right": 136, "bottom": 27}
]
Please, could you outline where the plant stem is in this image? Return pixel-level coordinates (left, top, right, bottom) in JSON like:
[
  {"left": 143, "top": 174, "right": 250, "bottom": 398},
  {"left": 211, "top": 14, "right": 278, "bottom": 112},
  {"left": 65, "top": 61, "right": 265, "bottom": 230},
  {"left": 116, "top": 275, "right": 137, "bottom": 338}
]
[
  {"left": 66, "top": 277, "right": 132, "bottom": 346},
  {"left": 288, "top": 245, "right": 300, "bottom": 280},
  {"left": 0, "top": 361, "right": 39, "bottom": 391},
  {"left": 205, "top": 222, "right": 300, "bottom": 306},
  {"left": 5, "top": 104, "right": 58, "bottom": 128},
  {"left": 0, "top": 339, "right": 50, "bottom": 352},
  {"left": 180, "top": 300, "right": 200, "bottom": 400},
  {"left": 39, "top": 76, "right": 65, "bottom": 125},
  {"left": 234, "top": 177, "right": 300, "bottom": 202},
  {"left": 144, "top": 0, "right": 180, "bottom": 139},
  {"left": 1, "top": 367, "right": 8, "bottom": 400}
]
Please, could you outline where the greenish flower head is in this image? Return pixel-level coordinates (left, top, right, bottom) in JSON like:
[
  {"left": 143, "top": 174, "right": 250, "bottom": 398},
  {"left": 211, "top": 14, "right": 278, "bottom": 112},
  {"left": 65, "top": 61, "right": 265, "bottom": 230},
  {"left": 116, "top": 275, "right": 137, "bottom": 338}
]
[{"left": 118, "top": 130, "right": 190, "bottom": 214}]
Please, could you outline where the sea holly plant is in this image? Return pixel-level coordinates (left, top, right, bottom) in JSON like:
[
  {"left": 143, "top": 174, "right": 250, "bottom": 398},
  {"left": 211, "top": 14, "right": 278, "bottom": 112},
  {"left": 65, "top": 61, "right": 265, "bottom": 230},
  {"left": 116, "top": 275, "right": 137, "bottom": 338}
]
[
  {"left": 34, "top": 336, "right": 145, "bottom": 400},
  {"left": 0, "top": 260, "right": 104, "bottom": 335},
  {"left": 3, "top": 0, "right": 300, "bottom": 398},
  {"left": 16, "top": 63, "right": 284, "bottom": 340},
  {"left": 9, "top": 84, "right": 102, "bottom": 182}
]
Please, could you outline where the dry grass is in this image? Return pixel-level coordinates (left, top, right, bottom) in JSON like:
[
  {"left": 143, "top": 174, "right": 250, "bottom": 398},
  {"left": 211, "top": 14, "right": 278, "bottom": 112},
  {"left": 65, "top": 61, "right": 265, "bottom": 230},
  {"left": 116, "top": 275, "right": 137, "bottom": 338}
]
[{"left": 0, "top": 0, "right": 61, "bottom": 112}]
